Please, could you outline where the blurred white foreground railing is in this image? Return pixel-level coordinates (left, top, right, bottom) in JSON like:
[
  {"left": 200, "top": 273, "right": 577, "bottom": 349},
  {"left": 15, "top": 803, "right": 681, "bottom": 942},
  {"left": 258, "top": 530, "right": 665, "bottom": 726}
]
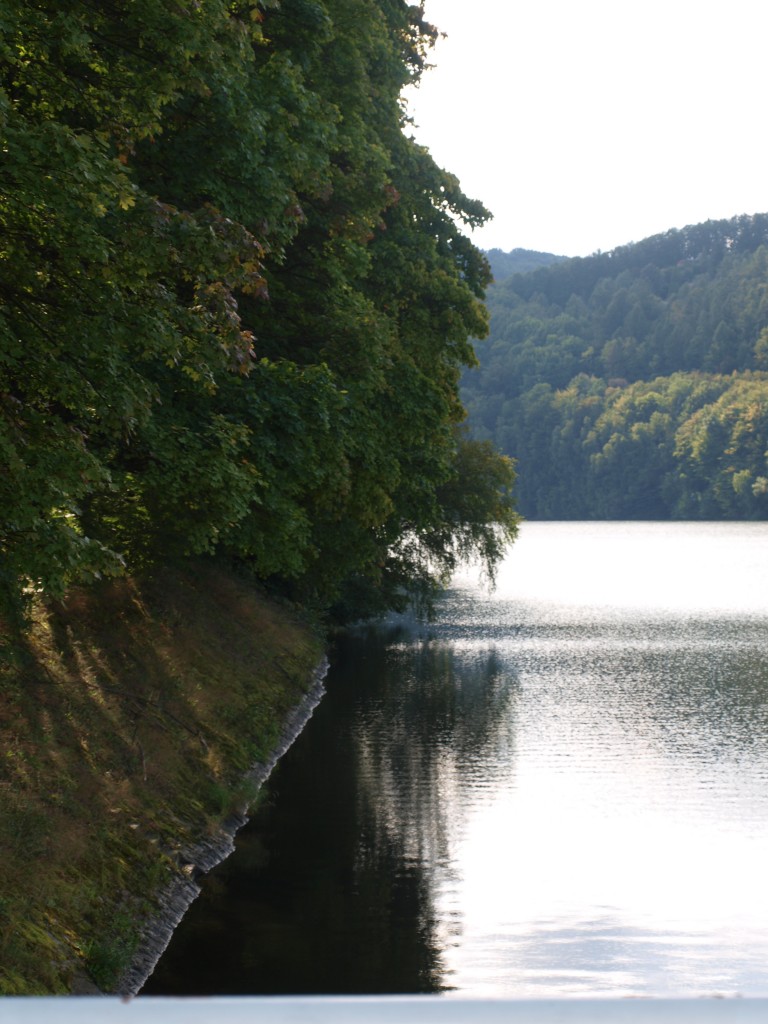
[{"left": 4, "top": 997, "right": 768, "bottom": 1023}]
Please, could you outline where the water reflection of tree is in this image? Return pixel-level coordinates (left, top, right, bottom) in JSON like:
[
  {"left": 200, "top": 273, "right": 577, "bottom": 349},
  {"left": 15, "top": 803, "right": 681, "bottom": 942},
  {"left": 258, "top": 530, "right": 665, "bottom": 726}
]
[
  {"left": 339, "top": 625, "right": 520, "bottom": 989},
  {"left": 145, "top": 624, "right": 519, "bottom": 996}
]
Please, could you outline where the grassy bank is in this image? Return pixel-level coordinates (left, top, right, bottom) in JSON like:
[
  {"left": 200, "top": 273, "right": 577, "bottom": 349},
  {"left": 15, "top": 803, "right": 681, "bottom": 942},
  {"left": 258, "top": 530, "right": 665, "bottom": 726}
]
[{"left": 0, "top": 562, "right": 324, "bottom": 994}]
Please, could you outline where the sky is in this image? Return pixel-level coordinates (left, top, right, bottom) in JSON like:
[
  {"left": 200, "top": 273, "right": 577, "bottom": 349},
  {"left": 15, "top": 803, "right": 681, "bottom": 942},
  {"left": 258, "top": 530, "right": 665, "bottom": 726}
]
[{"left": 405, "top": 1, "right": 768, "bottom": 257}]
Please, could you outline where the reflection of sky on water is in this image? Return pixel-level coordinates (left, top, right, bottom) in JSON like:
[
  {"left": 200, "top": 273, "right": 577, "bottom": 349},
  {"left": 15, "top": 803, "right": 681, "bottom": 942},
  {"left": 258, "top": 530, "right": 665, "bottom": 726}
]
[
  {"left": 452, "top": 914, "right": 768, "bottom": 999},
  {"left": 482, "top": 521, "right": 768, "bottom": 616},
  {"left": 384, "top": 523, "right": 768, "bottom": 998}
]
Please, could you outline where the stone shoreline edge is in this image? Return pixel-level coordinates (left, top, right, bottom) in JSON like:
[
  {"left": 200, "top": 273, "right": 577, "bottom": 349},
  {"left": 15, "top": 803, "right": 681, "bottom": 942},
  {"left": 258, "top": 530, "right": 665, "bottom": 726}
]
[{"left": 116, "top": 657, "right": 330, "bottom": 997}]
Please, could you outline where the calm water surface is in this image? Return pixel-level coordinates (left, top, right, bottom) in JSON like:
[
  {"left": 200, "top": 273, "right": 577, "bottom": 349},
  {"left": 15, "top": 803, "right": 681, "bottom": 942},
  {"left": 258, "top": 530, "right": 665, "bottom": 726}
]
[{"left": 144, "top": 522, "right": 768, "bottom": 998}]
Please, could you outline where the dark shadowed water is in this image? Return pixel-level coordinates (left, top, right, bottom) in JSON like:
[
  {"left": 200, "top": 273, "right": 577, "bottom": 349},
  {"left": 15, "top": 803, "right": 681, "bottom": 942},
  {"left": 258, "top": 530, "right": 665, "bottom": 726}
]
[{"left": 143, "top": 522, "right": 768, "bottom": 998}]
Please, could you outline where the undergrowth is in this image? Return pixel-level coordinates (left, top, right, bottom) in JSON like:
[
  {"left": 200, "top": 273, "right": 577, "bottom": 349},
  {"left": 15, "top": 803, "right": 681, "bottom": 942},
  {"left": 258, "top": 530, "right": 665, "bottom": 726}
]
[{"left": 0, "top": 561, "right": 323, "bottom": 993}]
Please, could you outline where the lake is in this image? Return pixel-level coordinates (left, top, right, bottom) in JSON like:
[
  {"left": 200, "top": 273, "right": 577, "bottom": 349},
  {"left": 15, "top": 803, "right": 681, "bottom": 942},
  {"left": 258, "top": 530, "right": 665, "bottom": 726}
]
[{"left": 143, "top": 522, "right": 768, "bottom": 999}]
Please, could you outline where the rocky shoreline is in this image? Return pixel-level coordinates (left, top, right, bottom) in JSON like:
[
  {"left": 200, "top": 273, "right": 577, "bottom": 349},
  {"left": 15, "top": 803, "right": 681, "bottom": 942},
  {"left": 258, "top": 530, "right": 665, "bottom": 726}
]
[{"left": 115, "top": 658, "right": 329, "bottom": 997}]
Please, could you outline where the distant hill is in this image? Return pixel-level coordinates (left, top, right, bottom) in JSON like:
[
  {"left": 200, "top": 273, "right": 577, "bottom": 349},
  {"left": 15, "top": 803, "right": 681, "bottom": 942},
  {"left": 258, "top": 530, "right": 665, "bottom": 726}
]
[
  {"left": 484, "top": 247, "right": 566, "bottom": 283},
  {"left": 465, "top": 214, "right": 768, "bottom": 520}
]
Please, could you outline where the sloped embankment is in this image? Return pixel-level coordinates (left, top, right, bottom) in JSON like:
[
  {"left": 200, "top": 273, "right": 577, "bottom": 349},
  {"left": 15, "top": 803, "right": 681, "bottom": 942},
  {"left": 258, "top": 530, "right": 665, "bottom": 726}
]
[{"left": 0, "top": 563, "right": 325, "bottom": 994}]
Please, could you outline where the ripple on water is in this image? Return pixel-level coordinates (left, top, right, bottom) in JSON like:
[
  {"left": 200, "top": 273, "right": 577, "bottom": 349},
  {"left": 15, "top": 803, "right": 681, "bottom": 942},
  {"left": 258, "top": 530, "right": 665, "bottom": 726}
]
[{"left": 144, "top": 523, "right": 768, "bottom": 999}]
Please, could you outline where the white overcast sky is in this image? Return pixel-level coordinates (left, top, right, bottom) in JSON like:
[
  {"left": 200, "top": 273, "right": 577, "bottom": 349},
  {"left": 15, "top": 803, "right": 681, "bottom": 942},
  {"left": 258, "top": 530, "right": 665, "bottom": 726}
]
[{"left": 405, "top": 1, "right": 768, "bottom": 257}]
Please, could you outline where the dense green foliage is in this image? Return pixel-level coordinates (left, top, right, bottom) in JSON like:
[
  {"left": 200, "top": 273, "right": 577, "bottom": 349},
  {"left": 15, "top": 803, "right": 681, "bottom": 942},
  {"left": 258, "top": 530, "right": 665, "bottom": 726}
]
[
  {"left": 464, "top": 215, "right": 768, "bottom": 519},
  {"left": 0, "top": 0, "right": 518, "bottom": 624}
]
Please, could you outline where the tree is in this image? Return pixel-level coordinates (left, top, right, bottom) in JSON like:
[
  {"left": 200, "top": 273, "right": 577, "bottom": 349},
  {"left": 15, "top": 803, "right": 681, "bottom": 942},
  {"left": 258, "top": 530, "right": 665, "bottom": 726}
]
[{"left": 1, "top": 0, "right": 519, "bottom": 623}]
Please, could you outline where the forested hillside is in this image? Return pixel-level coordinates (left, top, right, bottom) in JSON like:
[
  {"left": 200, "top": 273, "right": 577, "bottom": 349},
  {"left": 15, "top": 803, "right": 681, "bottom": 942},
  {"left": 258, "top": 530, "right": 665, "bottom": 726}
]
[
  {"left": 485, "top": 247, "right": 566, "bottom": 282},
  {"left": 464, "top": 215, "right": 768, "bottom": 519},
  {"left": 0, "top": 0, "right": 518, "bottom": 631}
]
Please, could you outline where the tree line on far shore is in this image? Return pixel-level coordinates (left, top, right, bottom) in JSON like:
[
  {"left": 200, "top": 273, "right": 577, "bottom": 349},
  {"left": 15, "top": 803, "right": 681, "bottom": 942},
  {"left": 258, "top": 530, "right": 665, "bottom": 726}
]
[{"left": 466, "top": 215, "right": 768, "bottom": 519}]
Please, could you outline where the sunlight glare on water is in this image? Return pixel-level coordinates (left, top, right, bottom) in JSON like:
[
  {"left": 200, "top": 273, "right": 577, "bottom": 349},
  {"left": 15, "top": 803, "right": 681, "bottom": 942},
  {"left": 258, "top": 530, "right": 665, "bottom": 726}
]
[
  {"left": 484, "top": 521, "right": 768, "bottom": 615},
  {"left": 435, "top": 522, "right": 768, "bottom": 998}
]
